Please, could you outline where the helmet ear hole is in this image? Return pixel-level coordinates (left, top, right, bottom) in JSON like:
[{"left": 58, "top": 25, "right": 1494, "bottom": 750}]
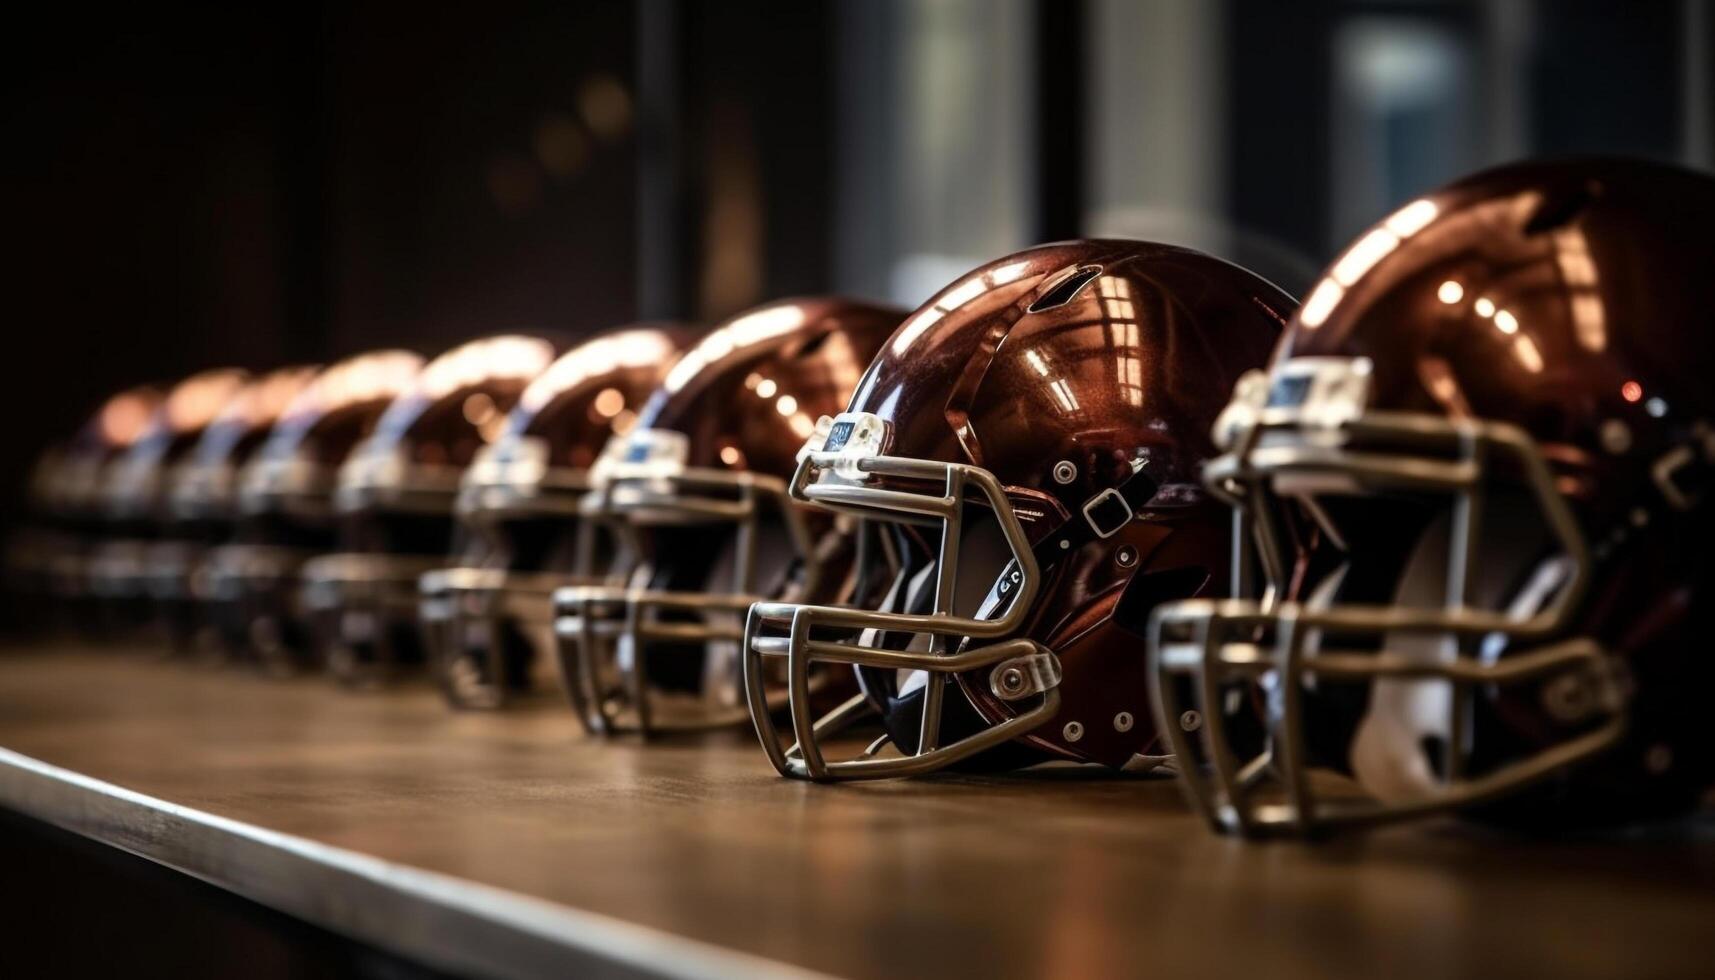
[
  {"left": 1111, "top": 565, "right": 1211, "bottom": 637},
  {"left": 952, "top": 504, "right": 1014, "bottom": 619}
]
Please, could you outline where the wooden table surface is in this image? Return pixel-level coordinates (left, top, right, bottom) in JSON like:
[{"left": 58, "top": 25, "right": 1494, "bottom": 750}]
[{"left": 1, "top": 645, "right": 1712, "bottom": 979}]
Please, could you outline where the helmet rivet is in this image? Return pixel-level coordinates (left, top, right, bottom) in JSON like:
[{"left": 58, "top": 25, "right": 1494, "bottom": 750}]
[
  {"left": 1542, "top": 675, "right": 1591, "bottom": 722},
  {"left": 1646, "top": 744, "right": 1673, "bottom": 774},
  {"left": 1115, "top": 545, "right": 1138, "bottom": 568},
  {"left": 1053, "top": 460, "right": 1077, "bottom": 484},
  {"left": 1180, "top": 709, "right": 1203, "bottom": 732},
  {"left": 1113, "top": 711, "right": 1134, "bottom": 732},
  {"left": 1599, "top": 419, "right": 1632, "bottom": 454},
  {"left": 1000, "top": 667, "right": 1025, "bottom": 693},
  {"left": 1062, "top": 721, "right": 1085, "bottom": 742}
]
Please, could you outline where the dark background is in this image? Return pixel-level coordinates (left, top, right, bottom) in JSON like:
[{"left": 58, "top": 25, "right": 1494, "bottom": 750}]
[{"left": 3, "top": 0, "right": 1710, "bottom": 524}]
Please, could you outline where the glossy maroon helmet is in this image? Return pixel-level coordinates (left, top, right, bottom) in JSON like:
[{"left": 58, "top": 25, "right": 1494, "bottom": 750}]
[
  {"left": 745, "top": 240, "right": 1289, "bottom": 779},
  {"left": 554, "top": 299, "right": 904, "bottom": 734},
  {"left": 213, "top": 350, "right": 424, "bottom": 670},
  {"left": 87, "top": 367, "right": 250, "bottom": 634},
  {"left": 158, "top": 365, "right": 320, "bottom": 650},
  {"left": 10, "top": 384, "right": 162, "bottom": 630},
  {"left": 172, "top": 366, "right": 322, "bottom": 527},
  {"left": 422, "top": 325, "right": 689, "bottom": 709},
  {"left": 1149, "top": 159, "right": 1715, "bottom": 835},
  {"left": 305, "top": 334, "right": 556, "bottom": 686}
]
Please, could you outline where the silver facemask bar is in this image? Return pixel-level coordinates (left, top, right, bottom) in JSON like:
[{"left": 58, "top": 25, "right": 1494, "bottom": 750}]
[
  {"left": 552, "top": 467, "right": 819, "bottom": 735},
  {"left": 743, "top": 450, "right": 1061, "bottom": 781},
  {"left": 199, "top": 542, "right": 315, "bottom": 672},
  {"left": 237, "top": 457, "right": 340, "bottom": 520},
  {"left": 303, "top": 551, "right": 444, "bottom": 685},
  {"left": 454, "top": 456, "right": 592, "bottom": 519},
  {"left": 1148, "top": 407, "right": 1626, "bottom": 836},
  {"left": 334, "top": 436, "right": 464, "bottom": 516},
  {"left": 422, "top": 470, "right": 594, "bottom": 709},
  {"left": 421, "top": 567, "right": 565, "bottom": 708},
  {"left": 312, "top": 447, "right": 480, "bottom": 683}
]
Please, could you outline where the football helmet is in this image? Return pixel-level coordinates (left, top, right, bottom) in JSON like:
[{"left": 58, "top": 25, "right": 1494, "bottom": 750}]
[
  {"left": 744, "top": 241, "right": 1289, "bottom": 780},
  {"left": 213, "top": 350, "right": 424, "bottom": 671},
  {"left": 2, "top": 450, "right": 69, "bottom": 633},
  {"left": 7, "top": 385, "right": 163, "bottom": 632},
  {"left": 163, "top": 366, "right": 320, "bottom": 652},
  {"left": 1148, "top": 159, "right": 1715, "bottom": 835},
  {"left": 308, "top": 334, "right": 556, "bottom": 686},
  {"left": 87, "top": 368, "right": 249, "bottom": 635},
  {"left": 421, "top": 326, "right": 687, "bottom": 709},
  {"left": 553, "top": 298, "right": 904, "bottom": 734}
]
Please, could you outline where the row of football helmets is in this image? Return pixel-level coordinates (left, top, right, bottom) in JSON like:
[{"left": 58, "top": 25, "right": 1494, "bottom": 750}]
[{"left": 9, "top": 158, "right": 1714, "bottom": 838}]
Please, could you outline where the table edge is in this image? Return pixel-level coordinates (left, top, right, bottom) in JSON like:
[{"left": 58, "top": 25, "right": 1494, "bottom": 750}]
[{"left": 0, "top": 746, "right": 830, "bottom": 980}]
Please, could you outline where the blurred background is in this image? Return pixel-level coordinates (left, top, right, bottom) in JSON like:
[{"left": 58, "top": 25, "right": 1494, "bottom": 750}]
[{"left": 3, "top": 0, "right": 1710, "bottom": 528}]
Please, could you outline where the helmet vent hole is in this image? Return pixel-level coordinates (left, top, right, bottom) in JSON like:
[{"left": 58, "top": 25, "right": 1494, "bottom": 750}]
[
  {"left": 792, "top": 329, "right": 833, "bottom": 358},
  {"left": 1522, "top": 183, "right": 1598, "bottom": 235},
  {"left": 1027, "top": 265, "right": 1102, "bottom": 313}
]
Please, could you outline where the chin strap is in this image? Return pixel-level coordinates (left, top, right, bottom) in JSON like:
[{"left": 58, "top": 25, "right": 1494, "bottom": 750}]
[
  {"left": 978, "top": 461, "right": 1164, "bottom": 619},
  {"left": 1591, "top": 422, "right": 1715, "bottom": 562},
  {"left": 1121, "top": 752, "right": 1178, "bottom": 774},
  {"left": 1650, "top": 421, "right": 1715, "bottom": 513},
  {"left": 1029, "top": 462, "right": 1161, "bottom": 571}
]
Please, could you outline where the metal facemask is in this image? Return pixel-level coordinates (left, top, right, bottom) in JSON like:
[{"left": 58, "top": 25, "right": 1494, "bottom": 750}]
[
  {"left": 202, "top": 446, "right": 342, "bottom": 670},
  {"left": 1147, "top": 356, "right": 1630, "bottom": 836},
  {"left": 552, "top": 427, "right": 825, "bottom": 734},
  {"left": 743, "top": 412, "right": 1156, "bottom": 781},
  {"left": 308, "top": 432, "right": 466, "bottom": 685},
  {"left": 422, "top": 436, "right": 608, "bottom": 709}
]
